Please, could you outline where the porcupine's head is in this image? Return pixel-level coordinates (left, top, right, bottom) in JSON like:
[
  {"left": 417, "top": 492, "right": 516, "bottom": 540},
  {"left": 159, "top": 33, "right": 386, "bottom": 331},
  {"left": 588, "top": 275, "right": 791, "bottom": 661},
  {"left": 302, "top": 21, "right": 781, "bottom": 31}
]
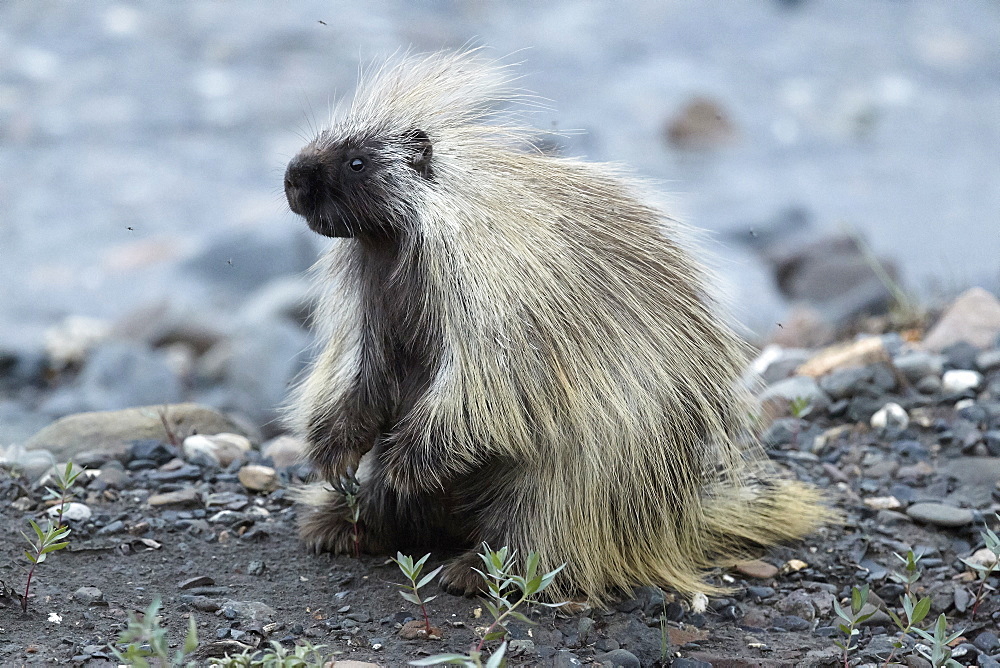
[
  {"left": 284, "top": 51, "right": 521, "bottom": 240},
  {"left": 284, "top": 126, "right": 433, "bottom": 239}
]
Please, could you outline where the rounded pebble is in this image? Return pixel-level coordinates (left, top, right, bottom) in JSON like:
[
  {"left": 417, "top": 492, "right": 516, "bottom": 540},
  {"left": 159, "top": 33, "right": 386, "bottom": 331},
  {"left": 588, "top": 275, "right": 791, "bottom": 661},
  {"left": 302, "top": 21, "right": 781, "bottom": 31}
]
[
  {"left": 870, "top": 402, "right": 909, "bottom": 430},
  {"left": 905, "top": 502, "right": 974, "bottom": 527},
  {"left": 942, "top": 369, "right": 983, "bottom": 394}
]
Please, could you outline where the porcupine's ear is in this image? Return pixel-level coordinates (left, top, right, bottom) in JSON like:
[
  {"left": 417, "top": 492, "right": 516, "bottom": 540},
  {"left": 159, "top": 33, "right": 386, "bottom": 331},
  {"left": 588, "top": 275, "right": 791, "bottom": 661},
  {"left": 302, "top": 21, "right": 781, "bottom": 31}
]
[{"left": 408, "top": 129, "right": 433, "bottom": 179}]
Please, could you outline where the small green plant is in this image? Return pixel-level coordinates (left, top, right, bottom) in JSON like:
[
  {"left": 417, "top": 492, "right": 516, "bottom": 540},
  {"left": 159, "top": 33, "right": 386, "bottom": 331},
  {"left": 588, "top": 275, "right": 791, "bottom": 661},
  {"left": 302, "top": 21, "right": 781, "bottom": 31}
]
[
  {"left": 208, "top": 639, "right": 330, "bottom": 667},
  {"left": 113, "top": 598, "right": 199, "bottom": 667},
  {"left": 960, "top": 515, "right": 999, "bottom": 620},
  {"left": 832, "top": 584, "right": 875, "bottom": 668},
  {"left": 883, "top": 551, "right": 932, "bottom": 667},
  {"left": 43, "top": 461, "right": 84, "bottom": 528},
  {"left": 20, "top": 519, "right": 70, "bottom": 613},
  {"left": 789, "top": 396, "right": 812, "bottom": 419},
  {"left": 911, "top": 613, "right": 963, "bottom": 668},
  {"left": 392, "top": 552, "right": 444, "bottom": 638},
  {"left": 331, "top": 468, "right": 362, "bottom": 558},
  {"left": 412, "top": 544, "right": 566, "bottom": 667}
]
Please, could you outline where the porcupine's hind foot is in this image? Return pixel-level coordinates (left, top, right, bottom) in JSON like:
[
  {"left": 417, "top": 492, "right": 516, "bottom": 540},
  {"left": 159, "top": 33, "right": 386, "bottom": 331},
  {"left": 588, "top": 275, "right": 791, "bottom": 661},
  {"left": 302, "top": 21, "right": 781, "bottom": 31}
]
[{"left": 439, "top": 549, "right": 487, "bottom": 596}]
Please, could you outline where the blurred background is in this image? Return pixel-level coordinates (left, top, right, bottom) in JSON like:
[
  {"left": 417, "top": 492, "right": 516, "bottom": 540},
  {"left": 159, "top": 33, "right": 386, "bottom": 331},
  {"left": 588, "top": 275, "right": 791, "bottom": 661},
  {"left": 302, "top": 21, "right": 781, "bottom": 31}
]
[{"left": 2, "top": 0, "right": 999, "bottom": 442}]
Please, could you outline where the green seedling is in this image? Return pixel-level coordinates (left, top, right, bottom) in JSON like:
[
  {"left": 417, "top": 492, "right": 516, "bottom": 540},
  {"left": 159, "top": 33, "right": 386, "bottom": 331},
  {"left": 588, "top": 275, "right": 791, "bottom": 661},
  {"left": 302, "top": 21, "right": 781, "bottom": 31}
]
[
  {"left": 331, "top": 468, "right": 362, "bottom": 558},
  {"left": 42, "top": 461, "right": 84, "bottom": 529},
  {"left": 208, "top": 639, "right": 330, "bottom": 667},
  {"left": 960, "top": 515, "right": 999, "bottom": 621},
  {"left": 392, "top": 552, "right": 444, "bottom": 638},
  {"left": 832, "top": 584, "right": 875, "bottom": 668},
  {"left": 911, "top": 613, "right": 963, "bottom": 668},
  {"left": 883, "top": 550, "right": 932, "bottom": 667},
  {"left": 20, "top": 519, "right": 70, "bottom": 613},
  {"left": 412, "top": 544, "right": 566, "bottom": 667},
  {"left": 113, "top": 597, "right": 199, "bottom": 667}
]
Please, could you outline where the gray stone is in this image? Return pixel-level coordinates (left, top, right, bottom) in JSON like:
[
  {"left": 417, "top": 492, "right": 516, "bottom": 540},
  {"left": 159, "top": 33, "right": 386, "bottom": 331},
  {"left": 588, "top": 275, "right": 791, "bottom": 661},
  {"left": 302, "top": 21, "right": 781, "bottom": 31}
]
[
  {"left": 596, "top": 648, "right": 640, "bottom": 668},
  {"left": 74, "top": 586, "right": 104, "bottom": 605},
  {"left": 906, "top": 502, "right": 974, "bottom": 527},
  {"left": 552, "top": 650, "right": 583, "bottom": 667},
  {"left": 220, "top": 600, "right": 277, "bottom": 624},
  {"left": 24, "top": 403, "right": 249, "bottom": 462},
  {"left": 758, "top": 375, "right": 831, "bottom": 413},
  {"left": 894, "top": 350, "right": 944, "bottom": 382},
  {"left": 47, "top": 340, "right": 183, "bottom": 415},
  {"left": 977, "top": 349, "right": 1000, "bottom": 373},
  {"left": 198, "top": 321, "right": 310, "bottom": 433},
  {"left": 924, "top": 287, "right": 1000, "bottom": 352},
  {"left": 819, "top": 365, "right": 873, "bottom": 399}
]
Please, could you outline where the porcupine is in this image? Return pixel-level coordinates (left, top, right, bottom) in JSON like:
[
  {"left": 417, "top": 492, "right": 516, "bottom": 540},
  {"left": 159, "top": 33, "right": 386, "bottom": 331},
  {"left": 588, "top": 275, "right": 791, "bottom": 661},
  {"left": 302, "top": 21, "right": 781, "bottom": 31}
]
[{"left": 283, "top": 51, "right": 828, "bottom": 606}]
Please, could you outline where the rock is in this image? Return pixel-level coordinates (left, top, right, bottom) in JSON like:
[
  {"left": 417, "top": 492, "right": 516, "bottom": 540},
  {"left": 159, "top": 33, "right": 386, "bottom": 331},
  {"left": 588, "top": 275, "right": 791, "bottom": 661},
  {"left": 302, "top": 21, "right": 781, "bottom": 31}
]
[
  {"left": 0, "top": 443, "right": 55, "bottom": 481},
  {"left": 665, "top": 96, "right": 736, "bottom": 151},
  {"left": 49, "top": 502, "right": 92, "bottom": 523},
  {"left": 183, "top": 229, "right": 317, "bottom": 295},
  {"left": 114, "top": 301, "right": 227, "bottom": 355},
  {"left": 177, "top": 576, "right": 215, "bottom": 590},
  {"left": 943, "top": 341, "right": 980, "bottom": 371},
  {"left": 864, "top": 496, "right": 902, "bottom": 510},
  {"left": 595, "top": 648, "right": 640, "bottom": 668},
  {"left": 942, "top": 369, "right": 984, "bottom": 394},
  {"left": 147, "top": 487, "right": 201, "bottom": 508},
  {"left": 735, "top": 559, "right": 779, "bottom": 579},
  {"left": 43, "top": 340, "right": 184, "bottom": 415},
  {"left": 128, "top": 439, "right": 177, "bottom": 465},
  {"left": 977, "top": 349, "right": 1000, "bottom": 372},
  {"left": 198, "top": 321, "right": 310, "bottom": 433},
  {"left": 239, "top": 276, "right": 315, "bottom": 327},
  {"left": 43, "top": 315, "right": 111, "bottom": 369},
  {"left": 73, "top": 586, "right": 104, "bottom": 605},
  {"left": 669, "top": 659, "right": 712, "bottom": 668},
  {"left": 183, "top": 433, "right": 251, "bottom": 467},
  {"left": 819, "top": 366, "right": 873, "bottom": 400},
  {"left": 261, "top": 435, "right": 306, "bottom": 468},
  {"left": 238, "top": 464, "right": 279, "bottom": 492},
  {"left": 24, "top": 403, "right": 250, "bottom": 462},
  {"left": 552, "top": 650, "right": 584, "bottom": 667},
  {"left": 894, "top": 350, "right": 945, "bottom": 383},
  {"left": 774, "top": 589, "right": 817, "bottom": 621},
  {"left": 797, "top": 336, "right": 888, "bottom": 378},
  {"left": 758, "top": 376, "right": 830, "bottom": 415},
  {"left": 906, "top": 502, "right": 974, "bottom": 527},
  {"left": 220, "top": 599, "right": 277, "bottom": 624},
  {"left": 871, "top": 402, "right": 909, "bottom": 430},
  {"left": 923, "top": 287, "right": 1000, "bottom": 351},
  {"left": 973, "top": 631, "right": 1000, "bottom": 653}
]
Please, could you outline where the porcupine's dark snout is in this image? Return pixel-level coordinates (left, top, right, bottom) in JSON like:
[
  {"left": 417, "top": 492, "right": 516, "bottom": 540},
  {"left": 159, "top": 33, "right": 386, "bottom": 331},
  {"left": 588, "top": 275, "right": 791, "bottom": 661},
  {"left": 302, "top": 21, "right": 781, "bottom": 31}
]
[{"left": 284, "top": 154, "right": 323, "bottom": 217}]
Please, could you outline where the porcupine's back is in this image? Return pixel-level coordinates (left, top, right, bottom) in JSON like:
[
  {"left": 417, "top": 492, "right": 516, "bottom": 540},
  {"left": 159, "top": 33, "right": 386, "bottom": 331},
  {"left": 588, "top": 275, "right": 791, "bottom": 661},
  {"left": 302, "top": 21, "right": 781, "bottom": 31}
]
[{"left": 302, "top": 51, "right": 828, "bottom": 604}]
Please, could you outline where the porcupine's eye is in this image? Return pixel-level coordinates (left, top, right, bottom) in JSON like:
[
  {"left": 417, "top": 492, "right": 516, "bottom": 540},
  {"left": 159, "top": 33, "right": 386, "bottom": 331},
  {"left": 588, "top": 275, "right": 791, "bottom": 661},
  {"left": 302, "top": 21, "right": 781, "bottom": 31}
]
[{"left": 349, "top": 158, "right": 365, "bottom": 172}]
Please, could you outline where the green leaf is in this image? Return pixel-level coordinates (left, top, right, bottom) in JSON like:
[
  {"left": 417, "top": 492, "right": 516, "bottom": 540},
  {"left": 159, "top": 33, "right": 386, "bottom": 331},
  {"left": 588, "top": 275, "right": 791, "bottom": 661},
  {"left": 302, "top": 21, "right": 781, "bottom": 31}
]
[
  {"left": 423, "top": 595, "right": 438, "bottom": 604},
  {"left": 30, "top": 519, "right": 45, "bottom": 542},
  {"left": 24, "top": 550, "right": 37, "bottom": 564},
  {"left": 887, "top": 609, "right": 904, "bottom": 630},
  {"left": 409, "top": 654, "right": 476, "bottom": 666},
  {"left": 910, "top": 596, "right": 931, "bottom": 625},
  {"left": 524, "top": 552, "right": 540, "bottom": 580},
  {"left": 414, "top": 552, "right": 432, "bottom": 573},
  {"left": 400, "top": 591, "right": 421, "bottom": 605},
  {"left": 40, "top": 541, "right": 70, "bottom": 555},
  {"left": 183, "top": 614, "right": 199, "bottom": 654},
  {"left": 506, "top": 610, "right": 534, "bottom": 625},
  {"left": 417, "top": 564, "right": 444, "bottom": 589},
  {"left": 483, "top": 630, "right": 506, "bottom": 643},
  {"left": 484, "top": 641, "right": 507, "bottom": 668}
]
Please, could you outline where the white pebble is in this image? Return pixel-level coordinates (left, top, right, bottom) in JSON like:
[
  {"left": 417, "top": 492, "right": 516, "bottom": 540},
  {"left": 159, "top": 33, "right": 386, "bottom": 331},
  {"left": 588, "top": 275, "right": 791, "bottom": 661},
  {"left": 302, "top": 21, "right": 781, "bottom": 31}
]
[
  {"left": 48, "top": 502, "right": 92, "bottom": 523},
  {"left": 870, "top": 402, "right": 909, "bottom": 430},
  {"left": 942, "top": 369, "right": 983, "bottom": 394}
]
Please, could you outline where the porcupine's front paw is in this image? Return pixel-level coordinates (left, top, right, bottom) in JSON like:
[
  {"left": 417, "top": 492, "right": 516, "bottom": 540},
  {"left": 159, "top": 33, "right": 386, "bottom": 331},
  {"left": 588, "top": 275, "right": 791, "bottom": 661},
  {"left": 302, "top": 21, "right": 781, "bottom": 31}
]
[
  {"left": 439, "top": 550, "right": 487, "bottom": 596},
  {"left": 307, "top": 442, "right": 365, "bottom": 483}
]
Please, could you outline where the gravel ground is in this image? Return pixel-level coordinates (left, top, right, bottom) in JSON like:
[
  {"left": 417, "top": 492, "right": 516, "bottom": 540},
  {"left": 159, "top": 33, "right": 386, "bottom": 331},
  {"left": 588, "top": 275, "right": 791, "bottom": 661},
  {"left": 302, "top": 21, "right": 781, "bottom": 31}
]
[{"left": 2, "top": 298, "right": 999, "bottom": 666}]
